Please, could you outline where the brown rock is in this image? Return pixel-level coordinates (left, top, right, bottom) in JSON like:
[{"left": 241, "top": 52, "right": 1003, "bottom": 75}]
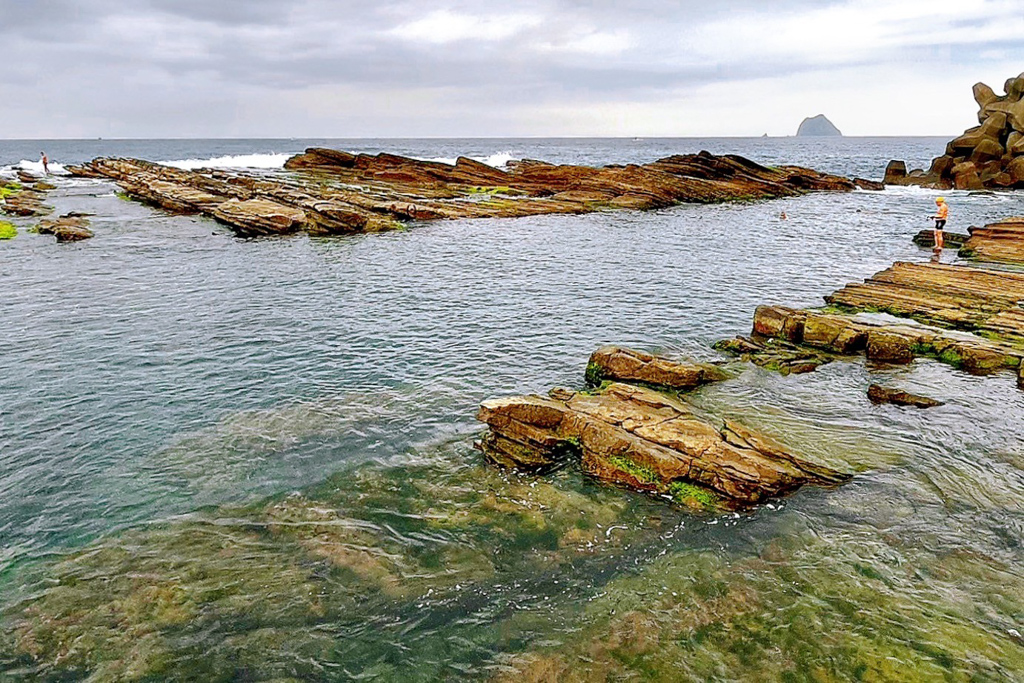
[
  {"left": 1005, "top": 75, "right": 1024, "bottom": 101},
  {"left": 883, "top": 160, "right": 907, "bottom": 184},
  {"left": 211, "top": 199, "right": 307, "bottom": 237},
  {"left": 979, "top": 112, "right": 1008, "bottom": 138},
  {"left": 866, "top": 329, "right": 917, "bottom": 364},
  {"left": 1007, "top": 131, "right": 1024, "bottom": 155},
  {"left": 950, "top": 127, "right": 994, "bottom": 152},
  {"left": 973, "top": 82, "right": 999, "bottom": 109},
  {"left": 969, "top": 138, "right": 1006, "bottom": 165},
  {"left": 1007, "top": 157, "right": 1024, "bottom": 185},
  {"left": 1009, "top": 98, "right": 1024, "bottom": 133},
  {"left": 586, "top": 346, "right": 726, "bottom": 391},
  {"left": 477, "top": 382, "right": 849, "bottom": 505},
  {"left": 853, "top": 178, "right": 884, "bottom": 191},
  {"left": 867, "top": 384, "right": 944, "bottom": 408},
  {"left": 801, "top": 313, "right": 869, "bottom": 354}
]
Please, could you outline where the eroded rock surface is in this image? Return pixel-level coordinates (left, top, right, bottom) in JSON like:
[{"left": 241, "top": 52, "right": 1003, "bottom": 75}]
[
  {"left": 477, "top": 382, "right": 849, "bottom": 507},
  {"left": 959, "top": 216, "right": 1024, "bottom": 263},
  {"left": 717, "top": 261, "right": 1024, "bottom": 385},
  {"left": 37, "top": 213, "right": 94, "bottom": 242},
  {"left": 867, "top": 384, "right": 945, "bottom": 408},
  {"left": 586, "top": 345, "right": 728, "bottom": 390},
  {"left": 1, "top": 179, "right": 53, "bottom": 218},
  {"left": 68, "top": 150, "right": 857, "bottom": 237}
]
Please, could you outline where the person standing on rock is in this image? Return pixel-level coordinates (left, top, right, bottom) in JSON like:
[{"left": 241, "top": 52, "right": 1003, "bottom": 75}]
[
  {"left": 932, "top": 197, "right": 948, "bottom": 250},
  {"left": 40, "top": 152, "right": 49, "bottom": 175}
]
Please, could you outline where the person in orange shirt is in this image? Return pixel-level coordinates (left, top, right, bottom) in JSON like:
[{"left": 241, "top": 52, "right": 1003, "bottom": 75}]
[{"left": 932, "top": 197, "right": 948, "bottom": 250}]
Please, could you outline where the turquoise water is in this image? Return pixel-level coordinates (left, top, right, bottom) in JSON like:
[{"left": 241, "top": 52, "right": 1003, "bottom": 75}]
[{"left": 1, "top": 138, "right": 1023, "bottom": 680}]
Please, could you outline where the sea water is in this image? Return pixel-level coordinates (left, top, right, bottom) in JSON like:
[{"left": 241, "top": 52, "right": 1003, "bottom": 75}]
[{"left": 1, "top": 138, "right": 1022, "bottom": 681}]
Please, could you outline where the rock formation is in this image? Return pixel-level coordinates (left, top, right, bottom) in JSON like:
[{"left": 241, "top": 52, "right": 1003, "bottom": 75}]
[
  {"left": 717, "top": 260, "right": 1024, "bottom": 387},
  {"left": 959, "top": 216, "right": 1024, "bottom": 263},
  {"left": 1, "top": 177, "right": 53, "bottom": 218},
  {"left": 797, "top": 115, "right": 842, "bottom": 137},
  {"left": 885, "top": 72, "right": 1024, "bottom": 189},
  {"left": 477, "top": 381, "right": 849, "bottom": 508},
  {"left": 585, "top": 345, "right": 728, "bottom": 390},
  {"left": 36, "top": 213, "right": 94, "bottom": 242},
  {"left": 68, "top": 151, "right": 857, "bottom": 237},
  {"left": 867, "top": 384, "right": 944, "bottom": 408}
]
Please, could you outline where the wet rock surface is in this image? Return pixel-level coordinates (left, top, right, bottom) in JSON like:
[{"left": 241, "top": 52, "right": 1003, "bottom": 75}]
[
  {"left": 36, "top": 213, "right": 94, "bottom": 242},
  {"left": 717, "top": 262, "right": 1024, "bottom": 385},
  {"left": 885, "top": 71, "right": 1024, "bottom": 189},
  {"left": 68, "top": 150, "right": 857, "bottom": 237},
  {"left": 0, "top": 178, "right": 53, "bottom": 218},
  {"left": 867, "top": 384, "right": 945, "bottom": 408},
  {"left": 959, "top": 216, "right": 1024, "bottom": 263},
  {"left": 477, "top": 381, "right": 849, "bottom": 507},
  {"left": 912, "top": 228, "right": 969, "bottom": 249},
  {"left": 586, "top": 345, "right": 728, "bottom": 390}
]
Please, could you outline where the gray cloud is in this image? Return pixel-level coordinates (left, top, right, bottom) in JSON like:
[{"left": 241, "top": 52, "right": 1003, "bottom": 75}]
[{"left": 0, "top": 0, "right": 1019, "bottom": 137}]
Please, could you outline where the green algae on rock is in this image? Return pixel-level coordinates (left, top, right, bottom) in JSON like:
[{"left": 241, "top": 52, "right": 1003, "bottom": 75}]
[
  {"left": 0, "top": 221, "right": 16, "bottom": 240},
  {"left": 477, "top": 382, "right": 849, "bottom": 507},
  {"left": 2, "top": 448, "right": 673, "bottom": 681},
  {"left": 493, "top": 529, "right": 1024, "bottom": 682}
]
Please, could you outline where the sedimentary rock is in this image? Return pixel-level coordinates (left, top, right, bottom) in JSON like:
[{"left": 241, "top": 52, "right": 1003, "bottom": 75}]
[
  {"left": 1, "top": 181, "right": 52, "bottom": 217},
  {"left": 912, "top": 228, "right": 969, "bottom": 249},
  {"left": 586, "top": 345, "right": 727, "bottom": 390},
  {"left": 719, "top": 258, "right": 1024, "bottom": 384},
  {"left": 867, "top": 384, "right": 944, "bottom": 408},
  {"left": 36, "top": 213, "right": 94, "bottom": 241},
  {"left": 886, "top": 72, "right": 1024, "bottom": 189},
  {"left": 69, "top": 150, "right": 857, "bottom": 238},
  {"left": 826, "top": 262, "right": 1024, "bottom": 346},
  {"left": 959, "top": 216, "right": 1024, "bottom": 263},
  {"left": 477, "top": 382, "right": 849, "bottom": 507}
]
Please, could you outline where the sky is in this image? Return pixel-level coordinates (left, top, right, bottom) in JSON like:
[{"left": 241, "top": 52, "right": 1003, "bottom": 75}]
[{"left": 1, "top": 0, "right": 1022, "bottom": 138}]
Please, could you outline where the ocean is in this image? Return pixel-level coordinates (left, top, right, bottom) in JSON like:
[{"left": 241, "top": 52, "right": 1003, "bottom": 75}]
[{"left": 1, "top": 137, "right": 1023, "bottom": 681}]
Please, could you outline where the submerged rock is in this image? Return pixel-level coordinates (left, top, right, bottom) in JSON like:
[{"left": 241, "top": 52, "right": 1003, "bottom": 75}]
[
  {"left": 477, "top": 382, "right": 849, "bottom": 506},
  {"left": 867, "top": 384, "right": 945, "bottom": 408},
  {"left": 69, "top": 151, "right": 858, "bottom": 238}
]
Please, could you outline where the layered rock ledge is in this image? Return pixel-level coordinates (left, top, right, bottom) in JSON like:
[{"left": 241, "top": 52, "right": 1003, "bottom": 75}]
[
  {"left": 885, "top": 72, "right": 1024, "bottom": 189},
  {"left": 717, "top": 261, "right": 1024, "bottom": 388},
  {"left": 959, "top": 216, "right": 1024, "bottom": 263},
  {"left": 68, "top": 150, "right": 856, "bottom": 237},
  {"left": 477, "top": 381, "right": 849, "bottom": 508}
]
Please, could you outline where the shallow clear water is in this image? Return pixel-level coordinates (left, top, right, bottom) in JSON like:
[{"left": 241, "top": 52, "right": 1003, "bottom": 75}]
[{"left": 1, "top": 138, "right": 1023, "bottom": 681}]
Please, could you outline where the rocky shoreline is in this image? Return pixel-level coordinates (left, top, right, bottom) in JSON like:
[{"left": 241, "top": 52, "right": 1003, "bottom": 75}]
[
  {"left": 67, "top": 150, "right": 858, "bottom": 237},
  {"left": 476, "top": 224, "right": 1024, "bottom": 511}
]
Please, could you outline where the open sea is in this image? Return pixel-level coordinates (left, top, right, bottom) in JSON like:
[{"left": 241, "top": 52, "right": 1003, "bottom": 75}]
[{"left": 1, "top": 137, "right": 1023, "bottom": 681}]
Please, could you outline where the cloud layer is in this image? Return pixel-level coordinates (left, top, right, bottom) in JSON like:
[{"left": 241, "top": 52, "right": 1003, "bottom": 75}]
[{"left": 2, "top": 0, "right": 1022, "bottom": 137}]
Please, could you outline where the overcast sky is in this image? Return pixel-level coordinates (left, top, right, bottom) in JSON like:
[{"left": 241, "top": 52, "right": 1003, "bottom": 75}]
[{"left": 2, "top": 0, "right": 1022, "bottom": 138}]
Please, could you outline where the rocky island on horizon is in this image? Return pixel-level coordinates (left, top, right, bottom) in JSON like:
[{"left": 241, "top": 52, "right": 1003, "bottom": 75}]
[{"left": 796, "top": 114, "right": 842, "bottom": 137}]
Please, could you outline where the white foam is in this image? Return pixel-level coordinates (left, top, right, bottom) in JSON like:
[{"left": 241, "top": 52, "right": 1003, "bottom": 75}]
[
  {"left": 419, "top": 151, "right": 516, "bottom": 169},
  {"left": 160, "top": 153, "right": 293, "bottom": 171},
  {"left": 11, "top": 159, "right": 69, "bottom": 176}
]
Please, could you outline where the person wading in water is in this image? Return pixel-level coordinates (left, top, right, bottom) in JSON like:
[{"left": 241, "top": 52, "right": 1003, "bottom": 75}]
[{"left": 40, "top": 152, "right": 49, "bottom": 175}]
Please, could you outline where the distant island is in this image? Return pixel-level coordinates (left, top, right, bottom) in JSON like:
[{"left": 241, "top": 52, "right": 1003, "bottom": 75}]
[{"left": 797, "top": 115, "right": 842, "bottom": 137}]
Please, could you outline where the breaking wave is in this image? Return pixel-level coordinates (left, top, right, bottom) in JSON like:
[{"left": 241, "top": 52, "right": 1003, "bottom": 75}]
[
  {"left": 160, "top": 153, "right": 293, "bottom": 171},
  {"left": 420, "top": 151, "right": 516, "bottom": 168}
]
